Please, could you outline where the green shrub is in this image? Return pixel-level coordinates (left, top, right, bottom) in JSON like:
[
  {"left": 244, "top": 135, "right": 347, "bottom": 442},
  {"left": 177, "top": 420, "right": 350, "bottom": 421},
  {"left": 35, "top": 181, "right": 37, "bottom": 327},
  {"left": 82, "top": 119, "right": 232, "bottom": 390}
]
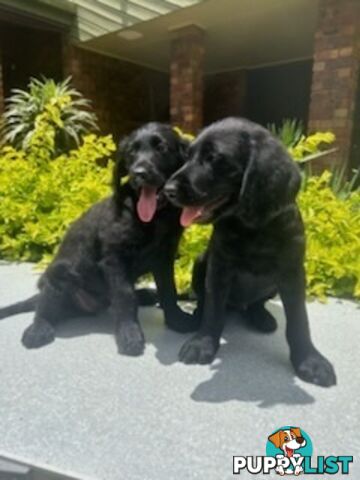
[
  {"left": 269, "top": 118, "right": 336, "bottom": 164},
  {"left": 1, "top": 77, "right": 98, "bottom": 153},
  {"left": 175, "top": 224, "right": 212, "bottom": 293},
  {"left": 0, "top": 117, "right": 114, "bottom": 262},
  {"left": 0, "top": 110, "right": 358, "bottom": 300},
  {"left": 268, "top": 118, "right": 304, "bottom": 148},
  {"left": 289, "top": 131, "right": 336, "bottom": 163},
  {"left": 174, "top": 173, "right": 360, "bottom": 299},
  {"left": 299, "top": 171, "right": 360, "bottom": 300}
]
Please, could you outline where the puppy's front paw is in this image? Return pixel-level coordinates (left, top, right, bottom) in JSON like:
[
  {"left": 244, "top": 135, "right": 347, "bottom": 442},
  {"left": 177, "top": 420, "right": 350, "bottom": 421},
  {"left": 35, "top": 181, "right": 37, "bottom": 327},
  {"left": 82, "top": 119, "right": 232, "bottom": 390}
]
[
  {"left": 22, "top": 320, "right": 55, "bottom": 349},
  {"left": 166, "top": 308, "right": 201, "bottom": 333},
  {"left": 179, "top": 333, "right": 219, "bottom": 364},
  {"left": 116, "top": 322, "right": 145, "bottom": 357},
  {"left": 293, "top": 350, "right": 336, "bottom": 387}
]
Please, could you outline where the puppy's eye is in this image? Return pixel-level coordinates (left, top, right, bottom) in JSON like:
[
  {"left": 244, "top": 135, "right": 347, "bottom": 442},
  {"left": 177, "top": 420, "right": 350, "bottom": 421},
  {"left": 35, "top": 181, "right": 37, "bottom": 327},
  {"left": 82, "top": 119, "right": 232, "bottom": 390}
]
[
  {"left": 202, "top": 151, "right": 216, "bottom": 164},
  {"left": 157, "top": 142, "right": 168, "bottom": 153},
  {"left": 206, "top": 152, "right": 223, "bottom": 163},
  {"left": 131, "top": 141, "right": 140, "bottom": 153},
  {"left": 284, "top": 436, "right": 289, "bottom": 441},
  {"left": 151, "top": 136, "right": 168, "bottom": 152}
]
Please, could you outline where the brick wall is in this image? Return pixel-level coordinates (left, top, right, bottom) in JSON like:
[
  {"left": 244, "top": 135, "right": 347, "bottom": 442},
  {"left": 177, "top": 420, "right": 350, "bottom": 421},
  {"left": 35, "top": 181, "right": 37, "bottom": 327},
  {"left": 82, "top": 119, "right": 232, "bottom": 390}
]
[
  {"left": 63, "top": 41, "right": 169, "bottom": 141},
  {"left": 308, "top": 0, "right": 360, "bottom": 170},
  {"left": 170, "top": 25, "right": 205, "bottom": 134}
]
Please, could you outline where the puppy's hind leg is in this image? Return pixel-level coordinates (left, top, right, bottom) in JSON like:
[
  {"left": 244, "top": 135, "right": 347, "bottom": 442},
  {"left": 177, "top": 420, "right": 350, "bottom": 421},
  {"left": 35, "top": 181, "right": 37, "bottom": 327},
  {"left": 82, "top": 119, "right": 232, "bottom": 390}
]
[
  {"left": 22, "top": 287, "right": 63, "bottom": 349},
  {"left": 243, "top": 299, "right": 278, "bottom": 334},
  {"left": 22, "top": 261, "right": 79, "bottom": 349},
  {"left": 228, "top": 275, "right": 277, "bottom": 333}
]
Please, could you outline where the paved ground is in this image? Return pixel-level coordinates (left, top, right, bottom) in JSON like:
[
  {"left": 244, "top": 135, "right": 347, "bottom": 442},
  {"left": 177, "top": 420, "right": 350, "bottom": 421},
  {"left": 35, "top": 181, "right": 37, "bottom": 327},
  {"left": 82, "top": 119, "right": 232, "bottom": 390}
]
[{"left": 0, "top": 262, "right": 359, "bottom": 479}]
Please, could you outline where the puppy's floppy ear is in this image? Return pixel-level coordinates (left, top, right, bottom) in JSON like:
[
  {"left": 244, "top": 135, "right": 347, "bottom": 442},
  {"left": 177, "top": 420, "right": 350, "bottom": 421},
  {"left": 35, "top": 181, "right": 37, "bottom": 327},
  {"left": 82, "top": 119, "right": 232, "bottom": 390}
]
[
  {"left": 179, "top": 137, "right": 190, "bottom": 161},
  {"left": 238, "top": 134, "right": 301, "bottom": 227},
  {"left": 173, "top": 130, "right": 190, "bottom": 163},
  {"left": 290, "top": 427, "right": 302, "bottom": 438},
  {"left": 268, "top": 431, "right": 282, "bottom": 449},
  {"left": 113, "top": 136, "right": 129, "bottom": 197}
]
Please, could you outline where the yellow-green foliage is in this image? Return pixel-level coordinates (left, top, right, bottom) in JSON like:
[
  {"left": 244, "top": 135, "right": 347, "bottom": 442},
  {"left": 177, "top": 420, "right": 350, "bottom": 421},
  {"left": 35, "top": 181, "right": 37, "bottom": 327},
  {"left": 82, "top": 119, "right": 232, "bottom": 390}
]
[
  {"left": 0, "top": 124, "right": 114, "bottom": 262},
  {"left": 0, "top": 113, "right": 358, "bottom": 301},
  {"left": 175, "top": 224, "right": 212, "bottom": 293},
  {"left": 1, "top": 77, "right": 98, "bottom": 152},
  {"left": 172, "top": 126, "right": 195, "bottom": 143},
  {"left": 289, "top": 131, "right": 335, "bottom": 162},
  {"left": 174, "top": 171, "right": 360, "bottom": 300},
  {"left": 299, "top": 171, "right": 360, "bottom": 300}
]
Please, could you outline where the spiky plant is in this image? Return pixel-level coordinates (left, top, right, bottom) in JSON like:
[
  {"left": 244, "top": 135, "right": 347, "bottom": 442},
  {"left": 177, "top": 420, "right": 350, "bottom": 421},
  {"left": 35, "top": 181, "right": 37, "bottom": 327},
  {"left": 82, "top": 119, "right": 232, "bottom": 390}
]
[
  {"left": 1, "top": 77, "right": 98, "bottom": 152},
  {"left": 268, "top": 118, "right": 304, "bottom": 149}
]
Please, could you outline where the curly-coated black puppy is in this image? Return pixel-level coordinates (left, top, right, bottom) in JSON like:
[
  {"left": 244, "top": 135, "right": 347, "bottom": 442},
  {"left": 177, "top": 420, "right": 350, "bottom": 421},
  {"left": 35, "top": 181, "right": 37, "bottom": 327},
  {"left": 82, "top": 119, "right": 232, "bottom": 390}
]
[
  {"left": 165, "top": 117, "right": 336, "bottom": 387},
  {"left": 0, "top": 122, "right": 197, "bottom": 355}
]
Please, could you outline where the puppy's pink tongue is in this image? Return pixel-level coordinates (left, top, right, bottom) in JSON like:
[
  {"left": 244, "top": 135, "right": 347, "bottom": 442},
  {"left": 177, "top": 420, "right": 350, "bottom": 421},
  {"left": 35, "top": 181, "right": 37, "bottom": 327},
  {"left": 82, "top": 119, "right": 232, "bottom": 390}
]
[
  {"left": 137, "top": 187, "right": 157, "bottom": 223},
  {"left": 180, "top": 206, "right": 204, "bottom": 227}
]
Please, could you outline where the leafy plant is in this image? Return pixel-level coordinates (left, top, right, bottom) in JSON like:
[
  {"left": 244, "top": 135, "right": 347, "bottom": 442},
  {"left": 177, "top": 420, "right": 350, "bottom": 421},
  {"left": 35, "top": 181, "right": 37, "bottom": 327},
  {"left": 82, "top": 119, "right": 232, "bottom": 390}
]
[
  {"left": 1, "top": 77, "right": 98, "bottom": 153},
  {"left": 325, "top": 167, "right": 359, "bottom": 200},
  {"left": 0, "top": 103, "right": 358, "bottom": 301},
  {"left": 268, "top": 118, "right": 303, "bottom": 148},
  {"left": 299, "top": 171, "right": 360, "bottom": 300},
  {"left": 173, "top": 171, "right": 360, "bottom": 300},
  {"left": 175, "top": 224, "right": 212, "bottom": 293},
  {"left": 289, "top": 131, "right": 336, "bottom": 163},
  {"left": 173, "top": 126, "right": 195, "bottom": 143},
  {"left": 0, "top": 102, "right": 114, "bottom": 262},
  {"left": 269, "top": 118, "right": 336, "bottom": 164}
]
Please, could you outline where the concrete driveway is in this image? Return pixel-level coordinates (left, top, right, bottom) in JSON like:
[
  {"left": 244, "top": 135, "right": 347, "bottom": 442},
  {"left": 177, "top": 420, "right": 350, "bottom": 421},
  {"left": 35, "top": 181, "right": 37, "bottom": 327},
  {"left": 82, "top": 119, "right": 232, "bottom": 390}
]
[{"left": 0, "top": 262, "right": 359, "bottom": 479}]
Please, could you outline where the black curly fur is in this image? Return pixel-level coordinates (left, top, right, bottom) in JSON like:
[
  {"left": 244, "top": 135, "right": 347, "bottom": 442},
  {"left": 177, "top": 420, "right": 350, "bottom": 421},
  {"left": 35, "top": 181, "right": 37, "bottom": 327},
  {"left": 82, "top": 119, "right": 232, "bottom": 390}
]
[{"left": 0, "top": 123, "right": 199, "bottom": 354}]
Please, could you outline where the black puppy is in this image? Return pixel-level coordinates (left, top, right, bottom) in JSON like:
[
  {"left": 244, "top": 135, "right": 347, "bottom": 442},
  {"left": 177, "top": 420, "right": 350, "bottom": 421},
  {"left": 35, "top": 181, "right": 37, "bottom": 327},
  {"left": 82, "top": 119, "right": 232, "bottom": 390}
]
[
  {"left": 165, "top": 117, "right": 336, "bottom": 387},
  {"left": 0, "top": 123, "right": 196, "bottom": 354}
]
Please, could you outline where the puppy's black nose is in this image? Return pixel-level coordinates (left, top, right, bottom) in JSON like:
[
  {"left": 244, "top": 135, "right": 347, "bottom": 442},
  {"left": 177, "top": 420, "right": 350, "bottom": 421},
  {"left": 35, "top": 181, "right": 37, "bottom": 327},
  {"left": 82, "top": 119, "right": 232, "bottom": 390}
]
[
  {"left": 131, "top": 166, "right": 147, "bottom": 180},
  {"left": 296, "top": 436, "right": 304, "bottom": 444},
  {"left": 164, "top": 182, "right": 178, "bottom": 200}
]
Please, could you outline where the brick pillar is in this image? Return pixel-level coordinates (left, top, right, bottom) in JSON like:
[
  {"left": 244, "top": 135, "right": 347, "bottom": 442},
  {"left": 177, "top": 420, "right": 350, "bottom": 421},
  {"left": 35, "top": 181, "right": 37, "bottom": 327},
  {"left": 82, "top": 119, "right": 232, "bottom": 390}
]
[
  {"left": 170, "top": 25, "right": 205, "bottom": 134},
  {"left": 308, "top": 0, "right": 360, "bottom": 170}
]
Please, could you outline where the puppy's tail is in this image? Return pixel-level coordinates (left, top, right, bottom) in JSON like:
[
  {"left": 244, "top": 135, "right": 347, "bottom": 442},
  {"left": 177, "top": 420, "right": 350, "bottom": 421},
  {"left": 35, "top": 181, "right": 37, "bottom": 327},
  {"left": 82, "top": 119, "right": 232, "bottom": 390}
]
[
  {"left": 0, "top": 294, "right": 38, "bottom": 320},
  {"left": 0, "top": 289, "right": 191, "bottom": 318}
]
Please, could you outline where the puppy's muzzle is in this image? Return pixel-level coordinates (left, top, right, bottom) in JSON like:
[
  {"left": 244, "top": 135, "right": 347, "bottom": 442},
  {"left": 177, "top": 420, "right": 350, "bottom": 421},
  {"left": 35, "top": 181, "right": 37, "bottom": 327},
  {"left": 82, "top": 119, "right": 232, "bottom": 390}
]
[
  {"left": 130, "top": 162, "right": 163, "bottom": 188},
  {"left": 131, "top": 166, "right": 148, "bottom": 181},
  {"left": 164, "top": 181, "right": 178, "bottom": 202},
  {"left": 164, "top": 178, "right": 202, "bottom": 206}
]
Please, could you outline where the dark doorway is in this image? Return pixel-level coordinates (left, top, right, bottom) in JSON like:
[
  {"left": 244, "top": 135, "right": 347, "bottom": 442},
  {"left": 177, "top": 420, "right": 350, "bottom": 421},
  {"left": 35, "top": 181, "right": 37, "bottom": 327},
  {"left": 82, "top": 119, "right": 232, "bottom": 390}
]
[
  {"left": 0, "top": 21, "right": 63, "bottom": 100},
  {"left": 246, "top": 60, "right": 313, "bottom": 129}
]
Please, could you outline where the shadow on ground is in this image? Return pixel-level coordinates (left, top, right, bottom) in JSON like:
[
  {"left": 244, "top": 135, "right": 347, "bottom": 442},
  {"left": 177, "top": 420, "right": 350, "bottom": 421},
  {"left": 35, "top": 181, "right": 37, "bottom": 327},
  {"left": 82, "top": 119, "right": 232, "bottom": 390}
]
[{"left": 53, "top": 302, "right": 314, "bottom": 409}]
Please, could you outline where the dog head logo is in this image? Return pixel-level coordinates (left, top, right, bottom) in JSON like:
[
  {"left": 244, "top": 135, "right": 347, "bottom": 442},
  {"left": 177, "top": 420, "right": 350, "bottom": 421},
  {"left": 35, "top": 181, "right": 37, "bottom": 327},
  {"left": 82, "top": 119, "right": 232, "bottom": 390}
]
[
  {"left": 269, "top": 427, "right": 306, "bottom": 458},
  {"left": 267, "top": 426, "right": 312, "bottom": 476}
]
